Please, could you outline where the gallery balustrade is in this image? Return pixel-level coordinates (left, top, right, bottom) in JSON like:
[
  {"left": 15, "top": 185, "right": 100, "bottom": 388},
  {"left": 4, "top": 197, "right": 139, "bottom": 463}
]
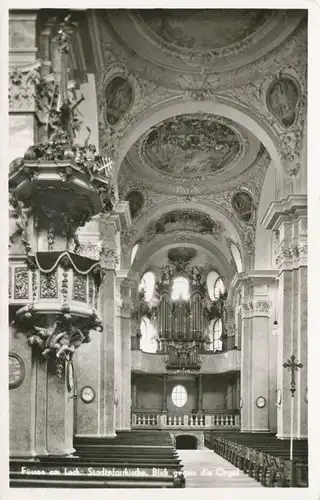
[{"left": 131, "top": 409, "right": 240, "bottom": 429}]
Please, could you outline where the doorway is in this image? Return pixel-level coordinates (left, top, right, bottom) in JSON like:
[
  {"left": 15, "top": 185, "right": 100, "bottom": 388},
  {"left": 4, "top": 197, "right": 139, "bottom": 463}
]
[{"left": 176, "top": 434, "right": 197, "bottom": 449}]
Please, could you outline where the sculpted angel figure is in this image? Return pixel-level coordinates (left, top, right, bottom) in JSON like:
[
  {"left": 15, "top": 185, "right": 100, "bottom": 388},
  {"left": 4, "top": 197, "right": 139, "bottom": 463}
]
[
  {"left": 28, "top": 321, "right": 85, "bottom": 360},
  {"left": 28, "top": 325, "right": 52, "bottom": 351},
  {"left": 55, "top": 325, "right": 85, "bottom": 360},
  {"left": 9, "top": 198, "right": 32, "bottom": 250}
]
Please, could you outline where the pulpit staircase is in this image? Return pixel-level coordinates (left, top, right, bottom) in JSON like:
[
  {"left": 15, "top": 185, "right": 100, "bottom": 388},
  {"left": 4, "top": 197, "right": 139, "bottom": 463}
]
[{"left": 10, "top": 430, "right": 185, "bottom": 488}]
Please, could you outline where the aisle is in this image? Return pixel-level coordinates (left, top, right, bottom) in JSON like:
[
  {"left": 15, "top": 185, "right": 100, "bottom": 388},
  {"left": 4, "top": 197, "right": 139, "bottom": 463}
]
[{"left": 177, "top": 448, "right": 263, "bottom": 488}]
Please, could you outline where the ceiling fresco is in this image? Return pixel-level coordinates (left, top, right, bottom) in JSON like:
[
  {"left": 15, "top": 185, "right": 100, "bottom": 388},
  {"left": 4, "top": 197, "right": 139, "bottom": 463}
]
[
  {"left": 142, "top": 114, "right": 240, "bottom": 177},
  {"left": 105, "top": 9, "right": 303, "bottom": 75},
  {"left": 83, "top": 9, "right": 307, "bottom": 270},
  {"left": 145, "top": 210, "right": 225, "bottom": 242},
  {"left": 138, "top": 9, "right": 268, "bottom": 51}
]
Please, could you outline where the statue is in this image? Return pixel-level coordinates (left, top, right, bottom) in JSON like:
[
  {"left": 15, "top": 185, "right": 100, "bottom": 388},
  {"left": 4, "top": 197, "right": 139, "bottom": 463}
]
[
  {"left": 28, "top": 321, "right": 86, "bottom": 361},
  {"left": 9, "top": 197, "right": 32, "bottom": 252},
  {"left": 191, "top": 266, "right": 201, "bottom": 285}
]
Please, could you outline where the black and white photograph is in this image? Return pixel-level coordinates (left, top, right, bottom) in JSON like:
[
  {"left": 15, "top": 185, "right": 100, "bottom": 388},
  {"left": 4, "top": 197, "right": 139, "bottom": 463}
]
[{"left": 4, "top": 3, "right": 315, "bottom": 494}]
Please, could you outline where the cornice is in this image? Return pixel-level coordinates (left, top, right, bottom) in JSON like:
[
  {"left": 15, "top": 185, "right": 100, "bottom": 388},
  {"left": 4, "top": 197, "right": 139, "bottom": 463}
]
[
  {"left": 228, "top": 269, "right": 278, "bottom": 307},
  {"left": 261, "top": 194, "right": 307, "bottom": 230}
]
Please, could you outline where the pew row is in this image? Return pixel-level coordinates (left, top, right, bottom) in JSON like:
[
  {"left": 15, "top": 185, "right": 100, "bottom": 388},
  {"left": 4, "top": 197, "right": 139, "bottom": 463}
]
[
  {"left": 10, "top": 431, "right": 185, "bottom": 488},
  {"left": 204, "top": 432, "right": 308, "bottom": 487}
]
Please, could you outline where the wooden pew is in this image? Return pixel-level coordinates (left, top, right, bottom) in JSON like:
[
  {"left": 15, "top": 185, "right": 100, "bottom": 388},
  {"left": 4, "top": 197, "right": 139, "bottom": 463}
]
[{"left": 204, "top": 432, "right": 308, "bottom": 488}]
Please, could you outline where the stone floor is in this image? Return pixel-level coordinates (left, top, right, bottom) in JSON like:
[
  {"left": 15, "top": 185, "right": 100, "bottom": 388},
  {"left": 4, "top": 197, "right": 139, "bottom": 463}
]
[{"left": 177, "top": 448, "right": 263, "bottom": 488}]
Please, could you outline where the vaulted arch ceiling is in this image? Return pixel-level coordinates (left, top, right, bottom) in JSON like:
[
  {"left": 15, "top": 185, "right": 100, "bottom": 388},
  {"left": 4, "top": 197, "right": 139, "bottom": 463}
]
[{"left": 78, "top": 9, "right": 307, "bottom": 272}]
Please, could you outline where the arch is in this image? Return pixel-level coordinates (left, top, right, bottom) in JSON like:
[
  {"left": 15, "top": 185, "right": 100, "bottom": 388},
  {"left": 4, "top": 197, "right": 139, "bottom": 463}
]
[
  {"left": 230, "top": 242, "right": 243, "bottom": 273},
  {"left": 133, "top": 196, "right": 245, "bottom": 249},
  {"left": 175, "top": 434, "right": 198, "bottom": 450},
  {"left": 115, "top": 96, "right": 281, "bottom": 179},
  {"left": 131, "top": 236, "right": 234, "bottom": 287}
]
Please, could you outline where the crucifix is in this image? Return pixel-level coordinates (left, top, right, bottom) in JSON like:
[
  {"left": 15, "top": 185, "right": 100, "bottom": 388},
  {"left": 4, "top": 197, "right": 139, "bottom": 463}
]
[
  {"left": 53, "top": 14, "right": 84, "bottom": 147},
  {"left": 283, "top": 354, "right": 303, "bottom": 464}
]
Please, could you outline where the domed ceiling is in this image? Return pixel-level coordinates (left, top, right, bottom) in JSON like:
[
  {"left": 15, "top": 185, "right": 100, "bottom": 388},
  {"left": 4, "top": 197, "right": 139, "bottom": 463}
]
[
  {"left": 138, "top": 9, "right": 267, "bottom": 51},
  {"left": 106, "top": 9, "right": 303, "bottom": 74},
  {"left": 142, "top": 114, "right": 240, "bottom": 177}
]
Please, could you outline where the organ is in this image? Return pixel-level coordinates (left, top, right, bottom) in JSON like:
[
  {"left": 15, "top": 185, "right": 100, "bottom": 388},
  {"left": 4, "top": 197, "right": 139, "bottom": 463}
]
[{"left": 137, "top": 261, "right": 227, "bottom": 372}]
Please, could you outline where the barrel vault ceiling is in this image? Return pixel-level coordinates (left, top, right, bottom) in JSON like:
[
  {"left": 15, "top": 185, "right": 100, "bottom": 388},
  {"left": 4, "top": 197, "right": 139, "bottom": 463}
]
[{"left": 74, "top": 9, "right": 307, "bottom": 277}]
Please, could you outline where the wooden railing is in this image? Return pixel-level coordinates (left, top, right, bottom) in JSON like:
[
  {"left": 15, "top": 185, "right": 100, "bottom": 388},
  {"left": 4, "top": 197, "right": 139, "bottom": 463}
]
[{"left": 131, "top": 410, "right": 240, "bottom": 429}]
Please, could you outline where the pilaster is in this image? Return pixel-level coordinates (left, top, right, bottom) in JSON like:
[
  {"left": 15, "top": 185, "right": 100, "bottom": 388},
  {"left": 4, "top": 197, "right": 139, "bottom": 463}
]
[
  {"left": 230, "top": 271, "right": 277, "bottom": 432},
  {"left": 262, "top": 194, "right": 307, "bottom": 439},
  {"left": 9, "top": 11, "right": 39, "bottom": 163},
  {"left": 116, "top": 272, "right": 132, "bottom": 431}
]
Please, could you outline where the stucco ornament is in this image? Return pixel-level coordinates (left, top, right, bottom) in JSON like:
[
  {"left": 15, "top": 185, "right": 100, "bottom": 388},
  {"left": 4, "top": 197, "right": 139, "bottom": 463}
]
[
  {"left": 98, "top": 9, "right": 304, "bottom": 93},
  {"left": 9, "top": 61, "right": 41, "bottom": 112}
]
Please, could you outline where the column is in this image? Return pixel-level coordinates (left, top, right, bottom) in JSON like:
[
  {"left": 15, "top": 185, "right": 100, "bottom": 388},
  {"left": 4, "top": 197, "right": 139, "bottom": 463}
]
[
  {"left": 262, "top": 195, "right": 307, "bottom": 438},
  {"left": 239, "top": 281, "right": 252, "bottom": 432},
  {"left": 118, "top": 277, "right": 132, "bottom": 431},
  {"left": 97, "top": 213, "right": 120, "bottom": 437},
  {"left": 250, "top": 297, "right": 272, "bottom": 432},
  {"left": 231, "top": 271, "right": 277, "bottom": 432},
  {"left": 131, "top": 377, "right": 137, "bottom": 409},
  {"left": 236, "top": 373, "right": 241, "bottom": 409},
  {"left": 115, "top": 279, "right": 123, "bottom": 431},
  {"left": 162, "top": 374, "right": 168, "bottom": 411},
  {"left": 225, "top": 305, "right": 236, "bottom": 350},
  {"left": 198, "top": 374, "right": 203, "bottom": 412},
  {"left": 227, "top": 381, "right": 233, "bottom": 410}
]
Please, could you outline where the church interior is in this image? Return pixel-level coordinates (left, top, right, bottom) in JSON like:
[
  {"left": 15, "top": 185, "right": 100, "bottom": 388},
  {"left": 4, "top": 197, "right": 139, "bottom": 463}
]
[{"left": 8, "top": 8, "right": 308, "bottom": 488}]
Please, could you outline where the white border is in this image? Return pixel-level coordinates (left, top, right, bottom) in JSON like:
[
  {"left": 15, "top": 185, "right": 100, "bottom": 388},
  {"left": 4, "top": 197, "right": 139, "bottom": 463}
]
[{"left": 1, "top": 2, "right": 319, "bottom": 500}]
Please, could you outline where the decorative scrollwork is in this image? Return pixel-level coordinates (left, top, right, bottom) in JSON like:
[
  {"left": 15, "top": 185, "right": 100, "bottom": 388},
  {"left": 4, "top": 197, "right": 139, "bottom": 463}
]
[
  {"left": 40, "top": 271, "right": 58, "bottom": 299},
  {"left": 72, "top": 272, "right": 87, "bottom": 302},
  {"left": 14, "top": 268, "right": 29, "bottom": 300}
]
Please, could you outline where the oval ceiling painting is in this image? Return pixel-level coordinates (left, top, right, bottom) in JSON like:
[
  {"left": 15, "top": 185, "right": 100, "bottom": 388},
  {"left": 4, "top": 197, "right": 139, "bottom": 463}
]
[
  {"left": 267, "top": 77, "right": 300, "bottom": 128},
  {"left": 142, "top": 114, "right": 240, "bottom": 178},
  {"left": 232, "top": 191, "right": 253, "bottom": 222},
  {"left": 105, "top": 76, "right": 133, "bottom": 126},
  {"left": 125, "top": 190, "right": 144, "bottom": 218},
  {"left": 139, "top": 9, "right": 267, "bottom": 51}
]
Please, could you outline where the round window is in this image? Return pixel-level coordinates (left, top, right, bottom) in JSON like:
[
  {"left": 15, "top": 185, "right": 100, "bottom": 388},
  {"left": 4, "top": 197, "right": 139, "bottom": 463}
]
[{"left": 172, "top": 385, "right": 187, "bottom": 408}]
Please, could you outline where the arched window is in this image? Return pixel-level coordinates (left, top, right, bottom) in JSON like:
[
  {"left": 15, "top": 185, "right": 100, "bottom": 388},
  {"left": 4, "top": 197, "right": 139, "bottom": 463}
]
[
  {"left": 213, "top": 277, "right": 225, "bottom": 299},
  {"left": 206, "top": 323, "right": 214, "bottom": 351},
  {"left": 171, "top": 276, "right": 190, "bottom": 301},
  {"left": 207, "top": 271, "right": 219, "bottom": 301},
  {"left": 172, "top": 385, "right": 187, "bottom": 408},
  {"left": 207, "top": 271, "right": 225, "bottom": 301},
  {"left": 213, "top": 319, "right": 223, "bottom": 352},
  {"left": 140, "top": 317, "right": 158, "bottom": 353},
  {"left": 131, "top": 243, "right": 139, "bottom": 264},
  {"left": 230, "top": 243, "right": 243, "bottom": 273},
  {"left": 139, "top": 271, "right": 155, "bottom": 302}
]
